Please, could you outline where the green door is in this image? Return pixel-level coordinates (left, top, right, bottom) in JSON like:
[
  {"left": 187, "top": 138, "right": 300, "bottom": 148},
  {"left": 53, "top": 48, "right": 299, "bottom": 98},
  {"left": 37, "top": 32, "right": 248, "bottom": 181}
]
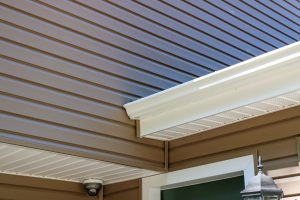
[{"left": 161, "top": 176, "right": 244, "bottom": 200}]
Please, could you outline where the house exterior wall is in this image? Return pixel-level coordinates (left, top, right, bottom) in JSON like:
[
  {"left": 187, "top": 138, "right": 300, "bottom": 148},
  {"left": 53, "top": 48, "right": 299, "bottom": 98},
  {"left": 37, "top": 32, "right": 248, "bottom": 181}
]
[
  {"left": 168, "top": 106, "right": 300, "bottom": 199},
  {"left": 104, "top": 179, "right": 141, "bottom": 200},
  {"left": 1, "top": 0, "right": 299, "bottom": 199},
  {"left": 1, "top": 107, "right": 298, "bottom": 200},
  {"left": 105, "top": 107, "right": 300, "bottom": 200},
  {"left": 0, "top": 173, "right": 140, "bottom": 200},
  {"left": 1, "top": 0, "right": 298, "bottom": 171},
  {"left": 0, "top": 0, "right": 168, "bottom": 171},
  {"left": 0, "top": 173, "right": 91, "bottom": 200}
]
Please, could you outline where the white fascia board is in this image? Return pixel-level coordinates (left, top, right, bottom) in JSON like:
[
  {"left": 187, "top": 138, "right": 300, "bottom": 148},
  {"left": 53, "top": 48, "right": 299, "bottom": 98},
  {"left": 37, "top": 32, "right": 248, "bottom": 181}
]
[{"left": 124, "top": 42, "right": 300, "bottom": 137}]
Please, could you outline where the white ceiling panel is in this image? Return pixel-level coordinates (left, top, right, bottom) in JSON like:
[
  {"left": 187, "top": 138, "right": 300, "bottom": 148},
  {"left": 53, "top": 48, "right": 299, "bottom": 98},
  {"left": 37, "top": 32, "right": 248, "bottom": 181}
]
[
  {"left": 0, "top": 142, "right": 159, "bottom": 184},
  {"left": 146, "top": 90, "right": 300, "bottom": 141}
]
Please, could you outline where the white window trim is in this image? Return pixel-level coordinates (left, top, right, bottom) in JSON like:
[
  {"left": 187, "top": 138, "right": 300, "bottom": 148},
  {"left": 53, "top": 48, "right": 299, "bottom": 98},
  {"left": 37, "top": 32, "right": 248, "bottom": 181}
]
[{"left": 142, "top": 155, "right": 255, "bottom": 200}]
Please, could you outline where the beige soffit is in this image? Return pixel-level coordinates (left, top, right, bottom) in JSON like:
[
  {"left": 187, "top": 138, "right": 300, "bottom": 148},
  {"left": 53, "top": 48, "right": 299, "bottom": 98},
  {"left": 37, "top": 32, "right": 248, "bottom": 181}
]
[
  {"left": 124, "top": 41, "right": 300, "bottom": 141},
  {"left": 0, "top": 142, "right": 159, "bottom": 184}
]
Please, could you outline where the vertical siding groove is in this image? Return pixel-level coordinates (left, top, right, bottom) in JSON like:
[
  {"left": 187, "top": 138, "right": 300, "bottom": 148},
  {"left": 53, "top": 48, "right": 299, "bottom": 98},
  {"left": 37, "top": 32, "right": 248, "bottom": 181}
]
[
  {"left": 0, "top": 40, "right": 159, "bottom": 98},
  {"left": 107, "top": 0, "right": 252, "bottom": 62},
  {"left": 263, "top": 0, "right": 300, "bottom": 25},
  {"left": 253, "top": 0, "right": 300, "bottom": 28},
  {"left": 272, "top": 0, "right": 300, "bottom": 18},
  {"left": 35, "top": 0, "right": 215, "bottom": 74},
  {"left": 225, "top": 1, "right": 299, "bottom": 41},
  {"left": 206, "top": 0, "right": 295, "bottom": 45},
  {"left": 0, "top": 38, "right": 170, "bottom": 93},
  {"left": 0, "top": 19, "right": 194, "bottom": 84},
  {"left": 42, "top": 0, "right": 222, "bottom": 74},
  {"left": 28, "top": 1, "right": 208, "bottom": 78},
  {"left": 0, "top": 21, "right": 183, "bottom": 87},
  {"left": 148, "top": 1, "right": 278, "bottom": 51},
  {"left": 199, "top": 0, "right": 292, "bottom": 45},
  {"left": 283, "top": 0, "right": 300, "bottom": 12},
  {"left": 0, "top": 2, "right": 192, "bottom": 84},
  {"left": 75, "top": 0, "right": 244, "bottom": 66}
]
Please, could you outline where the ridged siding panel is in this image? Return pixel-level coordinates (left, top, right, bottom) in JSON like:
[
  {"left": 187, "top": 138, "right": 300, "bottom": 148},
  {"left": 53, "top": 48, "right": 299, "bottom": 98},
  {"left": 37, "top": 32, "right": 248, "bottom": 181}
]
[
  {"left": 169, "top": 107, "right": 300, "bottom": 198},
  {"left": 1, "top": 0, "right": 299, "bottom": 171},
  {"left": 0, "top": 173, "right": 141, "bottom": 200},
  {"left": 0, "top": 173, "right": 101, "bottom": 200},
  {"left": 104, "top": 179, "right": 140, "bottom": 200},
  {"left": 0, "top": 0, "right": 168, "bottom": 171},
  {"left": 169, "top": 107, "right": 300, "bottom": 168}
]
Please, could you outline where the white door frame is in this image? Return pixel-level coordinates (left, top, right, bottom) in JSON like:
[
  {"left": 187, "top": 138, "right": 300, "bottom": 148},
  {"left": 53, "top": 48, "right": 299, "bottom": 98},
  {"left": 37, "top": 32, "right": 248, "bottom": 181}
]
[{"left": 142, "top": 155, "right": 255, "bottom": 200}]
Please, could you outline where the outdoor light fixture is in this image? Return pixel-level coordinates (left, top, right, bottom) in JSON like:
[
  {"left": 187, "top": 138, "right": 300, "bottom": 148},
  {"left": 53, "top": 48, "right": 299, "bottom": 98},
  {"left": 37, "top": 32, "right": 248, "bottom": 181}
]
[{"left": 241, "top": 156, "right": 283, "bottom": 200}]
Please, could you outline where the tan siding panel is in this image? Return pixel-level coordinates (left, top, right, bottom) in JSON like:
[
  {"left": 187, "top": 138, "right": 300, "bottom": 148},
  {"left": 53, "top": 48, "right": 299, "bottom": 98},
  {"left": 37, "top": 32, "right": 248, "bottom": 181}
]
[
  {"left": 0, "top": 173, "right": 90, "bottom": 200},
  {"left": 169, "top": 108, "right": 300, "bottom": 172},
  {"left": 0, "top": 33, "right": 158, "bottom": 97},
  {"left": 0, "top": 0, "right": 166, "bottom": 170},
  {"left": 104, "top": 179, "right": 140, "bottom": 200},
  {"left": 258, "top": 138, "right": 298, "bottom": 162},
  {"left": 168, "top": 109, "right": 300, "bottom": 198},
  {"left": 0, "top": 0, "right": 194, "bottom": 82},
  {"left": 1, "top": 0, "right": 299, "bottom": 176},
  {"left": 0, "top": 94, "right": 135, "bottom": 139},
  {"left": 268, "top": 166, "right": 300, "bottom": 179},
  {"left": 268, "top": 163, "right": 300, "bottom": 198},
  {"left": 1, "top": 25, "right": 134, "bottom": 106},
  {"left": 76, "top": 0, "right": 245, "bottom": 64},
  {"left": 104, "top": 188, "right": 139, "bottom": 200},
  {"left": 170, "top": 106, "right": 300, "bottom": 148},
  {"left": 1, "top": 76, "right": 132, "bottom": 125},
  {"left": 42, "top": 0, "right": 217, "bottom": 73},
  {"left": 29, "top": 0, "right": 210, "bottom": 77},
  {"left": 170, "top": 117, "right": 300, "bottom": 164},
  {"left": 277, "top": 177, "right": 300, "bottom": 197},
  {"left": 0, "top": 23, "right": 175, "bottom": 91},
  {"left": 110, "top": 0, "right": 259, "bottom": 59},
  {"left": 297, "top": 137, "right": 300, "bottom": 163},
  {"left": 0, "top": 114, "right": 163, "bottom": 163}
]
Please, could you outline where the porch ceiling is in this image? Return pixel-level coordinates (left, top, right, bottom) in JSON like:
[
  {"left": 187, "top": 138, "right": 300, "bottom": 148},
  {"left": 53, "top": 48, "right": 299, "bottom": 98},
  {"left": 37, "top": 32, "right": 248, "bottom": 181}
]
[
  {"left": 124, "top": 42, "right": 300, "bottom": 141},
  {"left": 0, "top": 142, "right": 159, "bottom": 184}
]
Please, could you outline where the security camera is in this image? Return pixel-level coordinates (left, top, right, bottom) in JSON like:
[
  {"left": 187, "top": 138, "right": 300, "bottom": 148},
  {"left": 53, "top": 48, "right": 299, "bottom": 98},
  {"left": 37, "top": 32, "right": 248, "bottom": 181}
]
[{"left": 83, "top": 179, "right": 103, "bottom": 197}]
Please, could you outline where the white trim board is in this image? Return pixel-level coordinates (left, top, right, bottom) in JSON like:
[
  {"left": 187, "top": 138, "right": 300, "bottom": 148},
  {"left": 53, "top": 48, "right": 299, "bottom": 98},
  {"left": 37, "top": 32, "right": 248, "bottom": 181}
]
[
  {"left": 124, "top": 42, "right": 300, "bottom": 140},
  {"left": 142, "top": 155, "right": 255, "bottom": 200}
]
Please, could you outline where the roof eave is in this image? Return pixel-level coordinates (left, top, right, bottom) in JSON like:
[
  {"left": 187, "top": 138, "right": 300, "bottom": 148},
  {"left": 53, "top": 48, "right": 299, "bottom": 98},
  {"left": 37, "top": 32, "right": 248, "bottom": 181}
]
[{"left": 124, "top": 42, "right": 300, "bottom": 140}]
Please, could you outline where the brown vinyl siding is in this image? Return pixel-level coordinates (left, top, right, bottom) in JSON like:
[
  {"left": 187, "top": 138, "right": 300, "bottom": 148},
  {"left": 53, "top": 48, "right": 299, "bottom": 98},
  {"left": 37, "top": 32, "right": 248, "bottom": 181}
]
[
  {"left": 168, "top": 106, "right": 300, "bottom": 199},
  {"left": 0, "top": 0, "right": 169, "bottom": 171},
  {"left": 1, "top": 0, "right": 298, "bottom": 170},
  {"left": 0, "top": 173, "right": 141, "bottom": 200},
  {"left": 0, "top": 0, "right": 299, "bottom": 198},
  {"left": 104, "top": 179, "right": 140, "bottom": 200},
  {"left": 0, "top": 172, "right": 142, "bottom": 200},
  {"left": 169, "top": 106, "right": 300, "bottom": 169},
  {"left": 0, "top": 173, "right": 91, "bottom": 200}
]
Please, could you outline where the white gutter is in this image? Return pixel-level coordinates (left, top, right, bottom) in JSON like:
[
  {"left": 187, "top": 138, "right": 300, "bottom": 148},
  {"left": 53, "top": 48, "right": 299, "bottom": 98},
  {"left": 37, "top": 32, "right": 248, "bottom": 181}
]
[{"left": 124, "top": 42, "right": 300, "bottom": 140}]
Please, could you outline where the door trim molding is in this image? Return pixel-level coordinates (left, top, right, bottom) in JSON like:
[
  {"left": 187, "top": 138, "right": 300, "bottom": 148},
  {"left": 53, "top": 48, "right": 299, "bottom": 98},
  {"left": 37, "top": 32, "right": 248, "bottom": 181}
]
[{"left": 142, "top": 155, "right": 255, "bottom": 200}]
